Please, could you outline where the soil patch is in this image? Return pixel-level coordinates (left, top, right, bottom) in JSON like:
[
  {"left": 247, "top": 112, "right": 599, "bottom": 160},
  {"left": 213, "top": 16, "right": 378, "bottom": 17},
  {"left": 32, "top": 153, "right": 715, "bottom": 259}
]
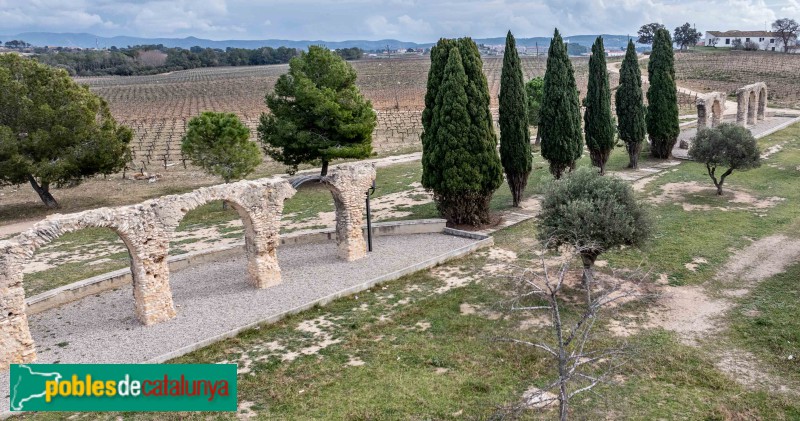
[{"left": 650, "top": 181, "right": 784, "bottom": 211}]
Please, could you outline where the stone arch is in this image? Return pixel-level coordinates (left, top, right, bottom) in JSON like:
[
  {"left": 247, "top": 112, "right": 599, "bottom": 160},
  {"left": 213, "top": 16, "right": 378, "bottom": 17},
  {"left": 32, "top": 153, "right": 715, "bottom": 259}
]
[
  {"left": 736, "top": 82, "right": 768, "bottom": 127},
  {"left": 0, "top": 208, "right": 177, "bottom": 367},
  {"left": 696, "top": 92, "right": 726, "bottom": 129},
  {"left": 157, "top": 178, "right": 296, "bottom": 289},
  {"left": 289, "top": 164, "right": 377, "bottom": 261}
]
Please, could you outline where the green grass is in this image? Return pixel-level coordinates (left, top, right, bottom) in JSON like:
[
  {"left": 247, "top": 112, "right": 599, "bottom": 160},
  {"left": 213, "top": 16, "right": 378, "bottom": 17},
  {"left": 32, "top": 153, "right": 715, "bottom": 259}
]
[
  {"left": 729, "top": 262, "right": 800, "bottom": 382},
  {"left": 20, "top": 216, "right": 800, "bottom": 420},
  {"left": 12, "top": 122, "right": 800, "bottom": 419},
  {"left": 605, "top": 123, "right": 800, "bottom": 285}
]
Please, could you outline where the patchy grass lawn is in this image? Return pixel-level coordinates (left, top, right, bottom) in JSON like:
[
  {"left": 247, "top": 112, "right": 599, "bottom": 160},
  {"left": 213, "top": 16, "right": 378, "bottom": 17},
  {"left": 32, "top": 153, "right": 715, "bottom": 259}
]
[
  {"left": 729, "top": 262, "right": 800, "bottom": 383},
  {"left": 18, "top": 216, "right": 800, "bottom": 420},
  {"left": 12, "top": 122, "right": 800, "bottom": 419}
]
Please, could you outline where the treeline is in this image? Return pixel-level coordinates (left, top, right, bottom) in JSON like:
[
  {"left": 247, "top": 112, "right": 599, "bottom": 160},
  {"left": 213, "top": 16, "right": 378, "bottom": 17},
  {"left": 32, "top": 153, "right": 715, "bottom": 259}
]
[{"left": 33, "top": 45, "right": 301, "bottom": 76}]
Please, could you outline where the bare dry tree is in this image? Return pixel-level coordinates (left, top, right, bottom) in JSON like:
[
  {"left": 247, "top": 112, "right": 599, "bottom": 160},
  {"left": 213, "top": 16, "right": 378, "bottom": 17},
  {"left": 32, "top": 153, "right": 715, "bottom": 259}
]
[{"left": 494, "top": 240, "right": 654, "bottom": 421}]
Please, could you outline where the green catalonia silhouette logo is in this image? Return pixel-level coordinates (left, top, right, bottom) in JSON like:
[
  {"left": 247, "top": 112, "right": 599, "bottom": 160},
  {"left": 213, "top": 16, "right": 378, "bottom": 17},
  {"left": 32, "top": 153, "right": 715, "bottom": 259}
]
[{"left": 10, "top": 364, "right": 237, "bottom": 412}]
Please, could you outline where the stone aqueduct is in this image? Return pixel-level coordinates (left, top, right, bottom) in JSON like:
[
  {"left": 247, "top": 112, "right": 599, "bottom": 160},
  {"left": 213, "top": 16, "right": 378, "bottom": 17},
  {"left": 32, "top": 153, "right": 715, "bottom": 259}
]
[
  {"left": 0, "top": 164, "right": 376, "bottom": 369},
  {"left": 696, "top": 82, "right": 768, "bottom": 129},
  {"left": 736, "top": 82, "right": 768, "bottom": 126}
]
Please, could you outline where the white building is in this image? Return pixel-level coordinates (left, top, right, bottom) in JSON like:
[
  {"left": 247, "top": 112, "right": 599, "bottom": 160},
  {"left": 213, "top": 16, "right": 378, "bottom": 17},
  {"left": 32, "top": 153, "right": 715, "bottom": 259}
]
[{"left": 704, "top": 30, "right": 795, "bottom": 51}]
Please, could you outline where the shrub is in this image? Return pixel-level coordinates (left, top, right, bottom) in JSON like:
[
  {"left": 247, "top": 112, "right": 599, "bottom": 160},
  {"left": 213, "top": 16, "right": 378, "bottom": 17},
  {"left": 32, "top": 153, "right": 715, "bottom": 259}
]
[
  {"left": 182, "top": 112, "right": 261, "bottom": 183},
  {"left": 688, "top": 123, "right": 761, "bottom": 195},
  {"left": 537, "top": 167, "right": 652, "bottom": 278}
]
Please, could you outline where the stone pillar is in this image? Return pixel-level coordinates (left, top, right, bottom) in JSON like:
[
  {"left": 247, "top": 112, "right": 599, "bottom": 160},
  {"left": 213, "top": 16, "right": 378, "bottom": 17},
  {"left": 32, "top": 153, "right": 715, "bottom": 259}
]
[
  {"left": 747, "top": 91, "right": 757, "bottom": 126},
  {"left": 736, "top": 90, "right": 748, "bottom": 126},
  {"left": 130, "top": 237, "right": 176, "bottom": 325},
  {"left": 0, "top": 251, "right": 36, "bottom": 370},
  {"left": 757, "top": 88, "right": 767, "bottom": 121},
  {"left": 711, "top": 101, "right": 722, "bottom": 128},
  {"left": 323, "top": 164, "right": 377, "bottom": 262},
  {"left": 239, "top": 183, "right": 295, "bottom": 289},
  {"left": 696, "top": 103, "right": 707, "bottom": 129}
]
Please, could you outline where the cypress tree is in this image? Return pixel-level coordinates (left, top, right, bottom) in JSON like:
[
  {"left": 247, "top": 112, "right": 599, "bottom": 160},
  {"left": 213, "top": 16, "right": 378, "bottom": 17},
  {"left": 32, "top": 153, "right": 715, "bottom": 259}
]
[
  {"left": 499, "top": 31, "right": 532, "bottom": 206},
  {"left": 421, "top": 38, "right": 457, "bottom": 157},
  {"left": 539, "top": 28, "right": 583, "bottom": 179},
  {"left": 616, "top": 40, "right": 647, "bottom": 169},
  {"left": 584, "top": 36, "right": 615, "bottom": 175},
  {"left": 646, "top": 28, "right": 680, "bottom": 159},
  {"left": 421, "top": 39, "right": 503, "bottom": 225}
]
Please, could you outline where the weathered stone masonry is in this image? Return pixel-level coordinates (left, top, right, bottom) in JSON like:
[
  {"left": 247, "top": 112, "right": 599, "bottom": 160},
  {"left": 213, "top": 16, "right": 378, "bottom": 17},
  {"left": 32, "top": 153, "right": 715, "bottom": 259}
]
[
  {"left": 696, "top": 92, "right": 727, "bottom": 129},
  {"left": 0, "top": 163, "right": 376, "bottom": 369},
  {"left": 736, "top": 82, "right": 767, "bottom": 126}
]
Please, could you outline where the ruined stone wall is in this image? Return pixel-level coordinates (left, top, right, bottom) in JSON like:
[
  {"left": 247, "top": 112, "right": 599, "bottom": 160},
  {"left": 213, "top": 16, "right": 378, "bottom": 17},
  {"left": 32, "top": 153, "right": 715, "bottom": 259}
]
[
  {"left": 374, "top": 110, "right": 424, "bottom": 153},
  {"left": 0, "top": 164, "right": 376, "bottom": 369}
]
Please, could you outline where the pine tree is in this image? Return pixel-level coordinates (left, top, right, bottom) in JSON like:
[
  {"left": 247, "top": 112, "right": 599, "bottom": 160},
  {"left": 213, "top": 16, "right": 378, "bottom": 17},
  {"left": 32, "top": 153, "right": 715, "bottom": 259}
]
[
  {"left": 0, "top": 54, "right": 132, "bottom": 208},
  {"left": 646, "top": 28, "right": 679, "bottom": 159},
  {"left": 616, "top": 40, "right": 647, "bottom": 169},
  {"left": 259, "top": 46, "right": 375, "bottom": 176},
  {"left": 539, "top": 28, "right": 583, "bottom": 179},
  {"left": 499, "top": 31, "right": 532, "bottom": 206},
  {"left": 421, "top": 39, "right": 503, "bottom": 226},
  {"left": 584, "top": 36, "right": 615, "bottom": 175}
]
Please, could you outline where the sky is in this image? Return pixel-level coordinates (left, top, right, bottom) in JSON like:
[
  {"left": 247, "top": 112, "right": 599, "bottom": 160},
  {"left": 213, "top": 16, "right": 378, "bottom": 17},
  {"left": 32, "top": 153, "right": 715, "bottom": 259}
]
[{"left": 1, "top": 0, "right": 798, "bottom": 42}]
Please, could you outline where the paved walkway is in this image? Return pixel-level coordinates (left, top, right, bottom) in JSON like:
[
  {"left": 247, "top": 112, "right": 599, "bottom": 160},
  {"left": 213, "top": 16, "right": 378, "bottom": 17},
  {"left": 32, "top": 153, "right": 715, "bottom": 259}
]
[
  {"left": 673, "top": 115, "right": 800, "bottom": 159},
  {"left": 0, "top": 232, "right": 479, "bottom": 413}
]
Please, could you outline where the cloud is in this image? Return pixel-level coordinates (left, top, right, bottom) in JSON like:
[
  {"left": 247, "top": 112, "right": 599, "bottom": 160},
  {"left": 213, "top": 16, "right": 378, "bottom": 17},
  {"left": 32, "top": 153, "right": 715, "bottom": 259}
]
[
  {"left": 0, "top": 0, "right": 796, "bottom": 42},
  {"left": 366, "top": 14, "right": 433, "bottom": 37}
]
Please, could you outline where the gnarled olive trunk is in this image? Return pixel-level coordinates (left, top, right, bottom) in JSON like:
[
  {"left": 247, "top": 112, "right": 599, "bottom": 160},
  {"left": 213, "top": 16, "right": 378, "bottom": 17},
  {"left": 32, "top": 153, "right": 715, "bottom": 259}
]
[{"left": 28, "top": 175, "right": 59, "bottom": 209}]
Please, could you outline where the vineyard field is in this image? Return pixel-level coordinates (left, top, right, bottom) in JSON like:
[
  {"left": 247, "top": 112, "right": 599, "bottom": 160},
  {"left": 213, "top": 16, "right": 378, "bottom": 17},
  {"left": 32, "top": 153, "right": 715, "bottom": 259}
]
[{"left": 78, "top": 51, "right": 800, "bottom": 173}]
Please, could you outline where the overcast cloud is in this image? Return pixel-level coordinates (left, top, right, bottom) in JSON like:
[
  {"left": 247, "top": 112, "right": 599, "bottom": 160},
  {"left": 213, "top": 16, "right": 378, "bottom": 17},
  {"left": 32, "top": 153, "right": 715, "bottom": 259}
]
[{"left": 1, "top": 0, "right": 798, "bottom": 41}]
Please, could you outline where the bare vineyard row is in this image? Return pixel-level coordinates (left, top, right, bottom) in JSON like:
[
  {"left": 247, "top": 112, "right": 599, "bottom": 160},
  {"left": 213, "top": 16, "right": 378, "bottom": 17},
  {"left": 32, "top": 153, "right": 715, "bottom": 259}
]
[{"left": 81, "top": 52, "right": 799, "bottom": 173}]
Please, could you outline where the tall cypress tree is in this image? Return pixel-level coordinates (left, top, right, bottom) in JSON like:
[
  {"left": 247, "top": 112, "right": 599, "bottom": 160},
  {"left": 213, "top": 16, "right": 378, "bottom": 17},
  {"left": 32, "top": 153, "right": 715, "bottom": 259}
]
[
  {"left": 646, "top": 28, "right": 679, "bottom": 159},
  {"left": 539, "top": 28, "right": 583, "bottom": 179},
  {"left": 499, "top": 31, "right": 532, "bottom": 206},
  {"left": 616, "top": 40, "right": 647, "bottom": 169},
  {"left": 422, "top": 38, "right": 457, "bottom": 158},
  {"left": 421, "top": 39, "right": 503, "bottom": 225},
  {"left": 584, "top": 36, "right": 615, "bottom": 175}
]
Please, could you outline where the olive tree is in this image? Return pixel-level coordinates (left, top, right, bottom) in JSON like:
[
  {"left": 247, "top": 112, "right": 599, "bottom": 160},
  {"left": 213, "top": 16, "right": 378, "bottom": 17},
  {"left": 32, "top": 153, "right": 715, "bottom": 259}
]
[
  {"left": 537, "top": 167, "right": 652, "bottom": 284},
  {"left": 688, "top": 123, "right": 761, "bottom": 195}
]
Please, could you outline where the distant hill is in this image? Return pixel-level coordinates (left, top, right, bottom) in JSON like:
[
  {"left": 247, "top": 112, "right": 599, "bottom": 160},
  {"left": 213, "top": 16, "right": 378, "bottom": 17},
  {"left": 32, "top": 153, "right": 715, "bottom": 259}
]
[{"left": 0, "top": 32, "right": 643, "bottom": 51}]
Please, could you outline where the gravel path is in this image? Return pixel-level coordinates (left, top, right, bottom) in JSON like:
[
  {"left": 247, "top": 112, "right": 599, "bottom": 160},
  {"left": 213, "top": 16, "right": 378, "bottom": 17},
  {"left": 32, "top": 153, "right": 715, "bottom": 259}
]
[
  {"left": 0, "top": 232, "right": 476, "bottom": 412},
  {"left": 673, "top": 115, "right": 800, "bottom": 159}
]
